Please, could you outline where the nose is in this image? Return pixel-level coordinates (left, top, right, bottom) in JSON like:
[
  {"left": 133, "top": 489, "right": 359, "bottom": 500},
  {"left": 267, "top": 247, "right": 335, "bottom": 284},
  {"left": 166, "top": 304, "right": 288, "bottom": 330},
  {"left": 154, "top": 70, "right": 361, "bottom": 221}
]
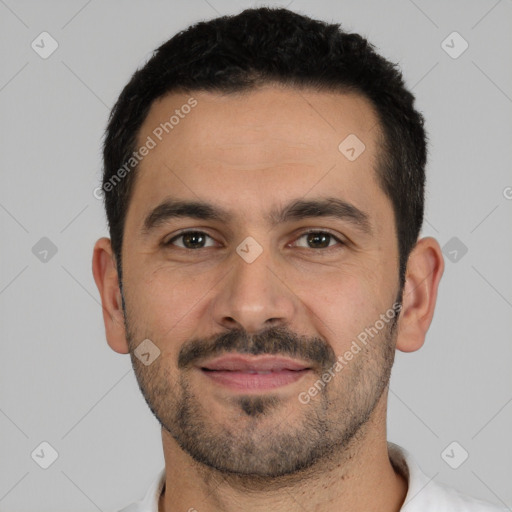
[{"left": 209, "top": 242, "right": 297, "bottom": 334}]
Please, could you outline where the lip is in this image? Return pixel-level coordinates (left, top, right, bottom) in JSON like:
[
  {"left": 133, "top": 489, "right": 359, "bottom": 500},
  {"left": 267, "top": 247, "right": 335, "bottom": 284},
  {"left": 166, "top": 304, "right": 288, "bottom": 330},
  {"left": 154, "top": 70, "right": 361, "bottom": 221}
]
[
  {"left": 200, "top": 354, "right": 311, "bottom": 372},
  {"left": 197, "top": 354, "right": 312, "bottom": 391}
]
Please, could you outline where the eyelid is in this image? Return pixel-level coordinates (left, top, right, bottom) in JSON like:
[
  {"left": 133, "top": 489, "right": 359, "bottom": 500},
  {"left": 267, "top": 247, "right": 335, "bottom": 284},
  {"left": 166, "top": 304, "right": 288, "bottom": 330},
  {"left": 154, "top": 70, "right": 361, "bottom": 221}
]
[
  {"left": 163, "top": 229, "right": 218, "bottom": 248},
  {"left": 289, "top": 229, "right": 345, "bottom": 248},
  {"left": 162, "top": 228, "right": 347, "bottom": 250}
]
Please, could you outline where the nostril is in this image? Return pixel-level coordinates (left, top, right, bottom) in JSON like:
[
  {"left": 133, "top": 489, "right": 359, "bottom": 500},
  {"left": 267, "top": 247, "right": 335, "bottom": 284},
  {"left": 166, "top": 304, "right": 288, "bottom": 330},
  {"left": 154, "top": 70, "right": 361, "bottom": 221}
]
[{"left": 221, "top": 316, "right": 240, "bottom": 328}]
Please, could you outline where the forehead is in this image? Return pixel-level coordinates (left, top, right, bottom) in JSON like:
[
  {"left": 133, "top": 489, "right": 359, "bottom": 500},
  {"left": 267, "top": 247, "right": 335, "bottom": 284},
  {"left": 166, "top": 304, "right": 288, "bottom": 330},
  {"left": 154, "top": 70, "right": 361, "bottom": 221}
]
[{"left": 128, "top": 85, "right": 387, "bottom": 228}]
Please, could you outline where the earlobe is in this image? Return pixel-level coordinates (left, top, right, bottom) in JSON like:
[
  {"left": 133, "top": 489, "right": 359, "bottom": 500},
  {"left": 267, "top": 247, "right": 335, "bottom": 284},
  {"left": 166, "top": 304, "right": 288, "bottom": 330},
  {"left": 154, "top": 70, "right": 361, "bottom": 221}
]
[
  {"left": 92, "top": 237, "right": 130, "bottom": 354},
  {"left": 396, "top": 237, "right": 444, "bottom": 353}
]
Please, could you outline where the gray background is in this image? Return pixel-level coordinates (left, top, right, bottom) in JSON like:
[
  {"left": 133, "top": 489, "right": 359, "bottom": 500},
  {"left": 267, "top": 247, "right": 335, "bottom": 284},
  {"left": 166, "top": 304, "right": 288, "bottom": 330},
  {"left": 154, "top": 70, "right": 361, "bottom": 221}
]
[{"left": 1, "top": 0, "right": 511, "bottom": 510}]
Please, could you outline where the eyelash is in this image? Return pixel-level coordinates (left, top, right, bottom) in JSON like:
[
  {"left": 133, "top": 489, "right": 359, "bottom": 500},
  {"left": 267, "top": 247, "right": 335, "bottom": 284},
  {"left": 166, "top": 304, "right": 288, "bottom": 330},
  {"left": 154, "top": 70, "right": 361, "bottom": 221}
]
[{"left": 164, "top": 229, "right": 345, "bottom": 251}]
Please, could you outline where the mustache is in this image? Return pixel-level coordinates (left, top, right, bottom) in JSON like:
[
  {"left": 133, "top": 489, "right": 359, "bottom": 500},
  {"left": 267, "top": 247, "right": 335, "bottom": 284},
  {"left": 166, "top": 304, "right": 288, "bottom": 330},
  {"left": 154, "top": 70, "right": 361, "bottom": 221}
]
[{"left": 178, "top": 325, "right": 337, "bottom": 371}]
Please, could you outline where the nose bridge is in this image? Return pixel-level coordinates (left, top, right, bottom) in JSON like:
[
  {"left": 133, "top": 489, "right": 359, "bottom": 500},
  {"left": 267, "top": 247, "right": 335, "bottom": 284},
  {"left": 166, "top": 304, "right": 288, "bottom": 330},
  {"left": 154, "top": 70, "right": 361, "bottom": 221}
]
[{"left": 210, "top": 238, "right": 296, "bottom": 332}]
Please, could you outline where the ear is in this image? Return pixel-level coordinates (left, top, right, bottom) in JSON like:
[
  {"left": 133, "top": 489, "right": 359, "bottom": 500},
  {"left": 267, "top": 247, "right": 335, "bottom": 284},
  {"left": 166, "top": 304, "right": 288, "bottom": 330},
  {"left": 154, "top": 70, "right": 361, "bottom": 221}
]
[
  {"left": 396, "top": 237, "right": 444, "bottom": 353},
  {"left": 92, "top": 237, "right": 129, "bottom": 354}
]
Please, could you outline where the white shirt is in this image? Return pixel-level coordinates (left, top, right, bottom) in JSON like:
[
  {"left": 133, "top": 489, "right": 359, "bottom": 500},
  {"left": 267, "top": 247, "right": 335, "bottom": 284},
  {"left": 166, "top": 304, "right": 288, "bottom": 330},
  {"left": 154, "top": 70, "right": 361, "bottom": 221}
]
[{"left": 117, "top": 443, "right": 506, "bottom": 512}]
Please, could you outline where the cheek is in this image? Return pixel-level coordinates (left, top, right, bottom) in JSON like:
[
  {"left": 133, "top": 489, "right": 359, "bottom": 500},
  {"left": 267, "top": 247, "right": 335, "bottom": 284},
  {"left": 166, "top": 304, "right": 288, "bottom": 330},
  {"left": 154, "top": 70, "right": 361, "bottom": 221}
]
[
  {"left": 296, "top": 264, "right": 391, "bottom": 354},
  {"left": 125, "top": 262, "right": 220, "bottom": 347}
]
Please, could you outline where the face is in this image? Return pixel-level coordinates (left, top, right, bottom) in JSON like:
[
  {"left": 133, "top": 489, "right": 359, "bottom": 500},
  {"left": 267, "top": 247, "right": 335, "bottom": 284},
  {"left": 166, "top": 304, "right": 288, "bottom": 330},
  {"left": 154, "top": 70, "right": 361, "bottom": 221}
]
[{"left": 120, "top": 85, "right": 402, "bottom": 477}]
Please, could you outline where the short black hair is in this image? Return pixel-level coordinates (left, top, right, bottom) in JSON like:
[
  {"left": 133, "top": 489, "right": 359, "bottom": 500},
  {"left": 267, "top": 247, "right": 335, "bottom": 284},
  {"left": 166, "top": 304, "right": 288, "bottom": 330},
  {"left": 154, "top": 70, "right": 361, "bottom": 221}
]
[{"left": 102, "top": 7, "right": 426, "bottom": 286}]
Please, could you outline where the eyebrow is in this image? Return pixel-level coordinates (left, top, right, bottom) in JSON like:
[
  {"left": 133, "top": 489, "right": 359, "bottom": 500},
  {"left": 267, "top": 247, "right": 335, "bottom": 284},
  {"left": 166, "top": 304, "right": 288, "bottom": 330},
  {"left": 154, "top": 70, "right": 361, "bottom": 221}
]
[
  {"left": 142, "top": 200, "right": 227, "bottom": 235},
  {"left": 270, "top": 198, "right": 372, "bottom": 234},
  {"left": 141, "top": 197, "right": 372, "bottom": 236}
]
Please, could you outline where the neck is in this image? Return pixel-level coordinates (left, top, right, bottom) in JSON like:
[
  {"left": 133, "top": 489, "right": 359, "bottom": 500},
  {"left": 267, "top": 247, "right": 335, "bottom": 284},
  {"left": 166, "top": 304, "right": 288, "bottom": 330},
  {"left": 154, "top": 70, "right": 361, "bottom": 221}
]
[{"left": 159, "top": 391, "right": 407, "bottom": 512}]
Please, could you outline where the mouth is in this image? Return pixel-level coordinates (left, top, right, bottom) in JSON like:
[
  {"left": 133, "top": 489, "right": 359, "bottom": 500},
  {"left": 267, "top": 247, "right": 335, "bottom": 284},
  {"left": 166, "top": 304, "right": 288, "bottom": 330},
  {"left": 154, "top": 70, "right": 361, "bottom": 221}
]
[{"left": 197, "top": 354, "right": 312, "bottom": 391}]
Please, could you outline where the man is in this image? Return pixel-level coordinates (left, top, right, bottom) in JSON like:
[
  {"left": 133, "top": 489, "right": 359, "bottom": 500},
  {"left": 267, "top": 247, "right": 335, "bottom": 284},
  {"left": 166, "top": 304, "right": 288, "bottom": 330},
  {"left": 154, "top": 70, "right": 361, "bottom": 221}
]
[{"left": 92, "top": 7, "right": 504, "bottom": 512}]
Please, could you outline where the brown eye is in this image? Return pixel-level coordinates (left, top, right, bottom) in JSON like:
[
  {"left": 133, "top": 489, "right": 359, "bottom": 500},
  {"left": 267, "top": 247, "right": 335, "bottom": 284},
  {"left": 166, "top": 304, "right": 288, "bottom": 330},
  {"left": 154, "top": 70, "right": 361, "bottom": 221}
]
[
  {"left": 306, "top": 232, "right": 331, "bottom": 248},
  {"left": 167, "top": 231, "right": 214, "bottom": 249},
  {"left": 293, "top": 231, "right": 341, "bottom": 249}
]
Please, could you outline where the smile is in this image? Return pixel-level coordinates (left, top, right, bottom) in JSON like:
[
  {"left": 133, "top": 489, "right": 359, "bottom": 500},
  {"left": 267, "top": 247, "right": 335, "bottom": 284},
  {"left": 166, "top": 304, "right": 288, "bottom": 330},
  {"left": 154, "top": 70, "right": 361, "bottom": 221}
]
[{"left": 197, "top": 354, "right": 312, "bottom": 391}]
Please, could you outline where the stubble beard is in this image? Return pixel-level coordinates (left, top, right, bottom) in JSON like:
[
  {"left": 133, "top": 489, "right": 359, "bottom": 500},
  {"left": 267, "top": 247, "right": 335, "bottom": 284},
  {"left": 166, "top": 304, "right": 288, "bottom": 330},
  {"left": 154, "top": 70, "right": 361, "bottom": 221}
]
[{"left": 125, "top": 303, "right": 399, "bottom": 482}]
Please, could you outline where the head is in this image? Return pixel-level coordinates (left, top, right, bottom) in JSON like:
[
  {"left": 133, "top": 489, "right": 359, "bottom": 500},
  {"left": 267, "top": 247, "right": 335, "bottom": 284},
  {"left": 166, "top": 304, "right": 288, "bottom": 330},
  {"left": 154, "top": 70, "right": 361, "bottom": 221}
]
[
  {"left": 102, "top": 8, "right": 427, "bottom": 283},
  {"left": 93, "top": 7, "right": 443, "bottom": 479}
]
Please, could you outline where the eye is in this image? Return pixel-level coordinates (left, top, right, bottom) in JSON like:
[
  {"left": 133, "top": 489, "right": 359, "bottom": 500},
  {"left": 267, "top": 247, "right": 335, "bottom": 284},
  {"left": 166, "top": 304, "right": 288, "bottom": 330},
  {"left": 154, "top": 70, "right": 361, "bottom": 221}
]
[
  {"left": 165, "top": 231, "right": 216, "bottom": 249},
  {"left": 291, "top": 230, "right": 343, "bottom": 249}
]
